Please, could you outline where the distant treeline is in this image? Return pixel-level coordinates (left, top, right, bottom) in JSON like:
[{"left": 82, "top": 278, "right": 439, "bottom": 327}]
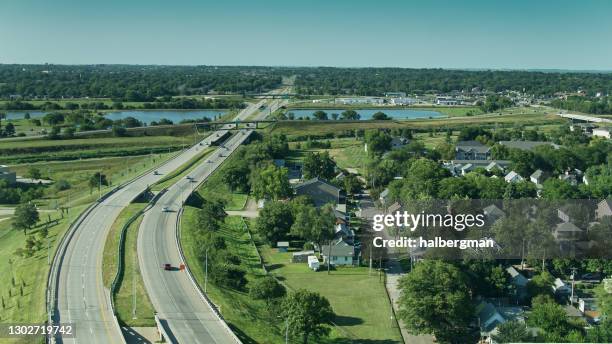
[
  {"left": 0, "top": 98, "right": 244, "bottom": 111},
  {"left": 0, "top": 65, "right": 283, "bottom": 99},
  {"left": 551, "top": 96, "right": 612, "bottom": 114},
  {"left": 293, "top": 68, "right": 612, "bottom": 96}
]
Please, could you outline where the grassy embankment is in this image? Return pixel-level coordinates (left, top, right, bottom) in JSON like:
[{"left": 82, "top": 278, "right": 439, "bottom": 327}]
[{"left": 102, "top": 203, "right": 156, "bottom": 327}]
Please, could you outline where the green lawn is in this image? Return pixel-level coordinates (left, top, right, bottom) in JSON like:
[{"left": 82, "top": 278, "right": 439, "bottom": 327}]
[
  {"left": 105, "top": 204, "right": 156, "bottom": 327},
  {"left": 287, "top": 138, "right": 368, "bottom": 172},
  {"left": 260, "top": 246, "right": 403, "bottom": 344},
  {"left": 0, "top": 205, "right": 87, "bottom": 325}
]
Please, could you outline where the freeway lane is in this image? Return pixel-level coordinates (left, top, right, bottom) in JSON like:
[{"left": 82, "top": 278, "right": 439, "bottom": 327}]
[
  {"left": 138, "top": 95, "right": 287, "bottom": 343},
  {"left": 51, "top": 95, "right": 278, "bottom": 343}
]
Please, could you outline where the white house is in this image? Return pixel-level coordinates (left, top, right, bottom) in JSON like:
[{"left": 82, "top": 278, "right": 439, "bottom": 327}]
[
  {"left": 552, "top": 278, "right": 571, "bottom": 295},
  {"left": 321, "top": 239, "right": 355, "bottom": 266},
  {"left": 504, "top": 171, "right": 523, "bottom": 183}
]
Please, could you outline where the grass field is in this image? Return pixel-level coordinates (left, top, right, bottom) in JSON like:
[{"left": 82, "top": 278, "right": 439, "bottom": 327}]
[
  {"left": 287, "top": 138, "right": 368, "bottom": 172},
  {"left": 259, "top": 243, "right": 402, "bottom": 343},
  {"left": 101, "top": 203, "right": 156, "bottom": 327},
  {"left": 0, "top": 135, "right": 198, "bottom": 163},
  {"left": 9, "top": 153, "right": 174, "bottom": 209},
  {"left": 0, "top": 205, "right": 87, "bottom": 326}
]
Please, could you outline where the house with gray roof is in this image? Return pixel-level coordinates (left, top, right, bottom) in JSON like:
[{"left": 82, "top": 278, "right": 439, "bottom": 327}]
[
  {"left": 293, "top": 178, "right": 346, "bottom": 208},
  {"left": 596, "top": 199, "right": 612, "bottom": 220},
  {"left": 504, "top": 171, "right": 523, "bottom": 183},
  {"left": 321, "top": 239, "right": 356, "bottom": 266},
  {"left": 554, "top": 222, "right": 584, "bottom": 241},
  {"left": 530, "top": 169, "right": 548, "bottom": 185},
  {"left": 455, "top": 141, "right": 491, "bottom": 160}
]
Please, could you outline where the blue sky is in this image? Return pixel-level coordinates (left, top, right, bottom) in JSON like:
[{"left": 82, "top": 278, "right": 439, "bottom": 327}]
[{"left": 1, "top": 0, "right": 611, "bottom": 69}]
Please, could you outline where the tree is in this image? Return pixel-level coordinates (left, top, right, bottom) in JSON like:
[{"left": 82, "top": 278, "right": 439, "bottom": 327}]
[
  {"left": 4, "top": 122, "right": 15, "bottom": 136},
  {"left": 291, "top": 204, "right": 335, "bottom": 250},
  {"left": 250, "top": 165, "right": 291, "bottom": 200},
  {"left": 26, "top": 167, "right": 42, "bottom": 180},
  {"left": 13, "top": 202, "right": 39, "bottom": 235},
  {"left": 398, "top": 260, "right": 474, "bottom": 343},
  {"left": 340, "top": 110, "right": 360, "bottom": 120},
  {"left": 312, "top": 110, "right": 328, "bottom": 120},
  {"left": 372, "top": 111, "right": 391, "bottom": 120},
  {"left": 249, "top": 276, "right": 286, "bottom": 305},
  {"left": 302, "top": 152, "right": 335, "bottom": 180},
  {"left": 196, "top": 199, "right": 226, "bottom": 233},
  {"left": 365, "top": 130, "right": 392, "bottom": 156},
  {"left": 283, "top": 289, "right": 335, "bottom": 344},
  {"left": 255, "top": 201, "right": 293, "bottom": 244},
  {"left": 528, "top": 295, "right": 573, "bottom": 339},
  {"left": 222, "top": 162, "right": 250, "bottom": 192},
  {"left": 491, "top": 320, "right": 529, "bottom": 343},
  {"left": 342, "top": 173, "right": 361, "bottom": 195},
  {"left": 88, "top": 172, "right": 109, "bottom": 194},
  {"left": 527, "top": 271, "right": 555, "bottom": 300},
  {"left": 112, "top": 125, "right": 127, "bottom": 137}
]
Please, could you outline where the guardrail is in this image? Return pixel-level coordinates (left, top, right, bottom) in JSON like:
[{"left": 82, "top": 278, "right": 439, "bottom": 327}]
[
  {"left": 109, "top": 189, "right": 168, "bottom": 310},
  {"left": 175, "top": 208, "right": 243, "bottom": 344},
  {"left": 165, "top": 131, "right": 253, "bottom": 344}
]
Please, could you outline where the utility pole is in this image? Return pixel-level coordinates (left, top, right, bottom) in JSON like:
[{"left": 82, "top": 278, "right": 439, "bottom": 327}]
[
  {"left": 98, "top": 171, "right": 102, "bottom": 200},
  {"left": 204, "top": 248, "right": 209, "bottom": 293},
  {"left": 570, "top": 267, "right": 577, "bottom": 304},
  {"left": 285, "top": 317, "right": 289, "bottom": 344}
]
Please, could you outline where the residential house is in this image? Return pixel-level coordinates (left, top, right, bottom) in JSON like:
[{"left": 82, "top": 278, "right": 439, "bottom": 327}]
[
  {"left": 504, "top": 171, "right": 523, "bottom": 183},
  {"left": 0, "top": 165, "right": 16, "bottom": 185},
  {"left": 293, "top": 178, "right": 346, "bottom": 208},
  {"left": 389, "top": 97, "right": 417, "bottom": 106},
  {"left": 455, "top": 141, "right": 491, "bottom": 160},
  {"left": 506, "top": 267, "right": 529, "bottom": 300},
  {"left": 552, "top": 278, "right": 572, "bottom": 296},
  {"left": 559, "top": 169, "right": 583, "bottom": 186},
  {"left": 475, "top": 301, "right": 525, "bottom": 343},
  {"left": 436, "top": 97, "right": 459, "bottom": 106},
  {"left": 498, "top": 141, "right": 560, "bottom": 151},
  {"left": 444, "top": 160, "right": 510, "bottom": 176},
  {"left": 483, "top": 204, "right": 506, "bottom": 224},
  {"left": 384, "top": 91, "right": 407, "bottom": 97},
  {"left": 554, "top": 222, "right": 584, "bottom": 241},
  {"left": 592, "top": 128, "right": 611, "bottom": 139},
  {"left": 321, "top": 239, "right": 356, "bottom": 266},
  {"left": 334, "top": 223, "right": 355, "bottom": 244},
  {"left": 596, "top": 199, "right": 612, "bottom": 220},
  {"left": 530, "top": 169, "right": 548, "bottom": 185}
]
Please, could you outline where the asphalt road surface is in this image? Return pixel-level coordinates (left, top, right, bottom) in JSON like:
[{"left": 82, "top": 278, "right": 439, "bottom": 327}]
[
  {"left": 51, "top": 93, "right": 284, "bottom": 344},
  {"left": 138, "top": 96, "right": 287, "bottom": 343}
]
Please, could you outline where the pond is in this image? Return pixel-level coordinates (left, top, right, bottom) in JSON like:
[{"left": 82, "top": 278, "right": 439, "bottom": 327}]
[
  {"left": 103, "top": 110, "right": 227, "bottom": 124},
  {"left": 287, "top": 108, "right": 444, "bottom": 120},
  {"left": 3, "top": 110, "right": 228, "bottom": 124}
]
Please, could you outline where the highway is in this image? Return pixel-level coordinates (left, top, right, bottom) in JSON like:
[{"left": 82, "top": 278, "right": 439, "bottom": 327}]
[
  {"left": 137, "top": 95, "right": 286, "bottom": 343},
  {"left": 49, "top": 90, "right": 286, "bottom": 344}
]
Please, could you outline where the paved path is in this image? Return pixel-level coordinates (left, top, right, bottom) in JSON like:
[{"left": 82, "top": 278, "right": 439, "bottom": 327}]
[
  {"left": 359, "top": 196, "right": 434, "bottom": 344},
  {"left": 225, "top": 198, "right": 259, "bottom": 218}
]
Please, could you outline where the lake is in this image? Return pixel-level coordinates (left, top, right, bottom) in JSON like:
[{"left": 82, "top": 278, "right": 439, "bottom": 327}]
[
  {"left": 4, "top": 110, "right": 227, "bottom": 124},
  {"left": 287, "top": 108, "right": 444, "bottom": 120},
  {"left": 103, "top": 110, "right": 227, "bottom": 124}
]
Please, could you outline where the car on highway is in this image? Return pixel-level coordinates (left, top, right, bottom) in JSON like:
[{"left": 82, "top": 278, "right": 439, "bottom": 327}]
[
  {"left": 163, "top": 263, "right": 172, "bottom": 271},
  {"left": 186, "top": 175, "right": 193, "bottom": 180},
  {"left": 153, "top": 170, "right": 160, "bottom": 175},
  {"left": 206, "top": 159, "right": 212, "bottom": 163},
  {"left": 162, "top": 206, "right": 170, "bottom": 212}
]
